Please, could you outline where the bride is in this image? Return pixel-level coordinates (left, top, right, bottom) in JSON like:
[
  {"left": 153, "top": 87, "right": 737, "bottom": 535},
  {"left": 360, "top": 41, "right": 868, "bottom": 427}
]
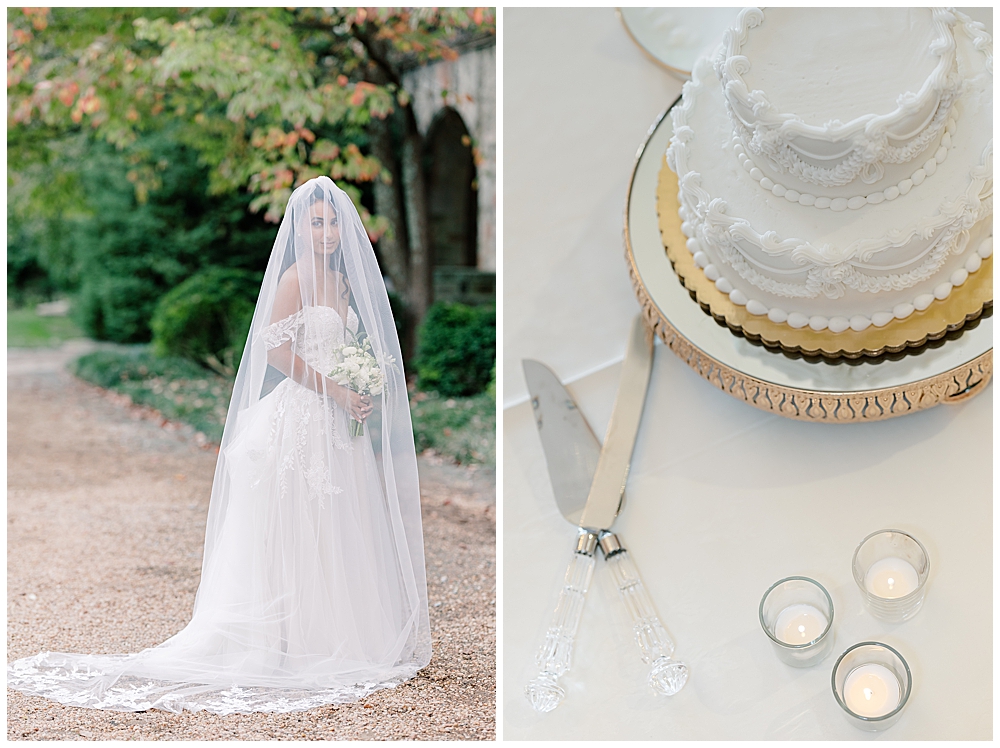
[{"left": 7, "top": 177, "right": 432, "bottom": 714}]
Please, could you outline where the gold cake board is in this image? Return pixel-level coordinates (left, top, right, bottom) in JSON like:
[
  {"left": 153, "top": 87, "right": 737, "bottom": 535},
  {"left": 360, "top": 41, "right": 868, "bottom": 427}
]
[{"left": 656, "top": 159, "right": 993, "bottom": 360}]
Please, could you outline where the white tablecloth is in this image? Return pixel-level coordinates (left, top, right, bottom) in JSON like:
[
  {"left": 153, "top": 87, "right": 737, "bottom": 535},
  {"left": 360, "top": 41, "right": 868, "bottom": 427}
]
[{"left": 502, "top": 8, "right": 992, "bottom": 740}]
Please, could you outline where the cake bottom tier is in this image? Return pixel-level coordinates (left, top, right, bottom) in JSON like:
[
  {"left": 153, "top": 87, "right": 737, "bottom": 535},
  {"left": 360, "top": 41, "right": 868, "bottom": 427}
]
[{"left": 658, "top": 159, "right": 993, "bottom": 358}]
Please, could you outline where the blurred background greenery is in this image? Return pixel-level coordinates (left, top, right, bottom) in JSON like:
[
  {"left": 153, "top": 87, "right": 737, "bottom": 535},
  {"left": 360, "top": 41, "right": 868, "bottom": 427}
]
[{"left": 8, "top": 7, "right": 496, "bottom": 465}]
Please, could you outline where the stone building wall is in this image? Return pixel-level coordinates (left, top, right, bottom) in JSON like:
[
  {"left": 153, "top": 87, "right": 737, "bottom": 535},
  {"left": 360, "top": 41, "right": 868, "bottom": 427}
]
[{"left": 402, "top": 41, "right": 496, "bottom": 273}]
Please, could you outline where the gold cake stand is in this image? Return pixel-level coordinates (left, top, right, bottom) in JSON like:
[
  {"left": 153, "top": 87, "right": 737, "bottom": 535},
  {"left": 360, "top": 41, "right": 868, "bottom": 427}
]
[{"left": 624, "top": 103, "right": 993, "bottom": 423}]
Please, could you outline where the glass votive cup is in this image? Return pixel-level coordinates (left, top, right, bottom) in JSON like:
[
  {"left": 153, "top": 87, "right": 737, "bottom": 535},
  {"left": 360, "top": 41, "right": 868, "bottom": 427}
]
[
  {"left": 759, "top": 576, "right": 835, "bottom": 667},
  {"left": 852, "top": 529, "right": 929, "bottom": 622},
  {"left": 832, "top": 641, "right": 912, "bottom": 732}
]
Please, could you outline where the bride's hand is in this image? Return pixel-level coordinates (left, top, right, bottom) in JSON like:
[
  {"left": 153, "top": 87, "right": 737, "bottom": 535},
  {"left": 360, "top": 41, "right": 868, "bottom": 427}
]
[{"left": 343, "top": 391, "right": 373, "bottom": 421}]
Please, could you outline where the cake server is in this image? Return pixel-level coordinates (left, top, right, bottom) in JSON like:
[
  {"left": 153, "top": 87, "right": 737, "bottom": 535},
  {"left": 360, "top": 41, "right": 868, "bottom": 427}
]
[
  {"left": 521, "top": 357, "right": 602, "bottom": 713},
  {"left": 523, "top": 315, "right": 688, "bottom": 714}
]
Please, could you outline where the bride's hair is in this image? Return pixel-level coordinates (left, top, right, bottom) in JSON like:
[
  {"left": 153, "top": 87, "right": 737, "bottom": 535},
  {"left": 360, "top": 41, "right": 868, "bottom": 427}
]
[{"left": 309, "top": 184, "right": 337, "bottom": 211}]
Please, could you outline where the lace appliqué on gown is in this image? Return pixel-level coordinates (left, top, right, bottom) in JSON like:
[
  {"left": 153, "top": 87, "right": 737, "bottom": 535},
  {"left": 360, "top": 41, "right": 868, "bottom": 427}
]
[
  {"left": 7, "top": 653, "right": 418, "bottom": 715},
  {"left": 250, "top": 306, "right": 360, "bottom": 506}
]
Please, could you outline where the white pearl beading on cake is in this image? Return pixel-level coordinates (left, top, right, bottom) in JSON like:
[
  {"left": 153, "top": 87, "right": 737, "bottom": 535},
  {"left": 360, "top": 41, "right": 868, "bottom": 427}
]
[
  {"left": 732, "top": 118, "right": 956, "bottom": 211},
  {"left": 716, "top": 7, "right": 964, "bottom": 188},
  {"left": 688, "top": 233, "right": 992, "bottom": 333}
]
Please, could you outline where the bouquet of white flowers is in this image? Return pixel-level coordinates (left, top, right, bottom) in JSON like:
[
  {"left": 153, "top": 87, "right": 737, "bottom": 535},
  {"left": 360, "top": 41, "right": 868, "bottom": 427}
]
[{"left": 328, "top": 332, "right": 394, "bottom": 436}]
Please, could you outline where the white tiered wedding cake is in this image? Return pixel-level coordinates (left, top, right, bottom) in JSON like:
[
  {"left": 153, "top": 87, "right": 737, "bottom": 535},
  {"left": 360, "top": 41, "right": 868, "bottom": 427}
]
[{"left": 667, "top": 7, "right": 992, "bottom": 334}]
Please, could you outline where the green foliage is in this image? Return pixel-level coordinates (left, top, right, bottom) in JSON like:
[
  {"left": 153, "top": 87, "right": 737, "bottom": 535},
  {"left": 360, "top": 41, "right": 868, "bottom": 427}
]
[
  {"left": 72, "top": 347, "right": 233, "bottom": 442},
  {"left": 151, "top": 267, "right": 262, "bottom": 373},
  {"left": 7, "top": 153, "right": 87, "bottom": 305},
  {"left": 8, "top": 7, "right": 495, "bottom": 228},
  {"left": 73, "top": 347, "right": 200, "bottom": 388},
  {"left": 386, "top": 289, "right": 414, "bottom": 361},
  {"left": 15, "top": 125, "right": 278, "bottom": 345},
  {"left": 486, "top": 364, "right": 496, "bottom": 401},
  {"left": 7, "top": 234, "right": 57, "bottom": 307},
  {"left": 7, "top": 307, "right": 84, "bottom": 348},
  {"left": 71, "top": 347, "right": 494, "bottom": 464},
  {"left": 409, "top": 391, "right": 495, "bottom": 465},
  {"left": 415, "top": 302, "right": 495, "bottom": 397},
  {"left": 385, "top": 290, "right": 406, "bottom": 335},
  {"left": 8, "top": 8, "right": 496, "bottom": 337},
  {"left": 77, "top": 273, "right": 168, "bottom": 344}
]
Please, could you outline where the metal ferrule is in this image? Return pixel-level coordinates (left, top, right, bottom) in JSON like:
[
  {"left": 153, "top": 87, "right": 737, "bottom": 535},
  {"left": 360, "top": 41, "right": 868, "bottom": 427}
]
[
  {"left": 598, "top": 531, "right": 625, "bottom": 559},
  {"left": 575, "top": 530, "right": 599, "bottom": 557}
]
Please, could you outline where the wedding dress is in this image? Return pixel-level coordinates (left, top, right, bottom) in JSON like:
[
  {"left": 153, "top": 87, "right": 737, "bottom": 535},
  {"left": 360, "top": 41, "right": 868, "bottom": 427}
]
[{"left": 8, "top": 177, "right": 431, "bottom": 714}]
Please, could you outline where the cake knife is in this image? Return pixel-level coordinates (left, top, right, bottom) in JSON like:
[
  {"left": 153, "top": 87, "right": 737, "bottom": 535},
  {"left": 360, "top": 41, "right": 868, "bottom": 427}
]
[{"left": 523, "top": 315, "right": 688, "bottom": 713}]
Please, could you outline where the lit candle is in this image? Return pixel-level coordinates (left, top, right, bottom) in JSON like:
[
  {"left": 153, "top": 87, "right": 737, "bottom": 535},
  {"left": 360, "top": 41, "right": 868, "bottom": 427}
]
[
  {"left": 843, "top": 663, "right": 901, "bottom": 718},
  {"left": 864, "top": 557, "right": 918, "bottom": 599},
  {"left": 773, "top": 603, "right": 827, "bottom": 644}
]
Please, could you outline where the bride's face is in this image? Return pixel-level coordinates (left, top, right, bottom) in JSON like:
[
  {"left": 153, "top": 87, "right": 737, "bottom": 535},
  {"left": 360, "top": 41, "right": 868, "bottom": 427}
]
[{"left": 308, "top": 201, "right": 340, "bottom": 255}]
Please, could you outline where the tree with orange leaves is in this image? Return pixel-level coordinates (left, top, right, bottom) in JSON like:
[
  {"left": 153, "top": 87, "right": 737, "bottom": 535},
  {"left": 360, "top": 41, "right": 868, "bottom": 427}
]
[{"left": 8, "top": 7, "right": 495, "bottom": 330}]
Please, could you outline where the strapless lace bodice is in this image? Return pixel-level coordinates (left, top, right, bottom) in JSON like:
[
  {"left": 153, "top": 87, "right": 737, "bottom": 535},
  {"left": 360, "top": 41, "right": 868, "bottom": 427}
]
[{"left": 261, "top": 306, "right": 359, "bottom": 374}]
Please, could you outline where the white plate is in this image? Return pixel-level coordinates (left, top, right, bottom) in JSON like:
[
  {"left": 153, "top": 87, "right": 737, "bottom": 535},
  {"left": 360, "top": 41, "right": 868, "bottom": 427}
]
[{"left": 618, "top": 7, "right": 740, "bottom": 80}]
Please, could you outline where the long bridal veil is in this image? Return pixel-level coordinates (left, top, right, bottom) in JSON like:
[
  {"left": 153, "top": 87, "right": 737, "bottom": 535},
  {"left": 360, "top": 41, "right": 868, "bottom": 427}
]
[{"left": 8, "top": 177, "right": 431, "bottom": 714}]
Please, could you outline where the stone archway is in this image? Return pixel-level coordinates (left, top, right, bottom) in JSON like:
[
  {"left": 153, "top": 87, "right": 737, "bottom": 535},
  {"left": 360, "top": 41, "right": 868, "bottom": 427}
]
[{"left": 424, "top": 107, "right": 478, "bottom": 268}]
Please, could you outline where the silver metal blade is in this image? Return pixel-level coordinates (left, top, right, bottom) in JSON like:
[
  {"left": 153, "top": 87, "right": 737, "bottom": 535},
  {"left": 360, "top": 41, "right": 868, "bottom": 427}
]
[
  {"left": 523, "top": 359, "right": 602, "bottom": 527},
  {"left": 579, "top": 315, "right": 654, "bottom": 532}
]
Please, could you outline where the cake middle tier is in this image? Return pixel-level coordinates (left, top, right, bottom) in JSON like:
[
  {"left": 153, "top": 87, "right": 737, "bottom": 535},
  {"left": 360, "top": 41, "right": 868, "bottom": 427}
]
[{"left": 667, "top": 53, "right": 992, "bottom": 331}]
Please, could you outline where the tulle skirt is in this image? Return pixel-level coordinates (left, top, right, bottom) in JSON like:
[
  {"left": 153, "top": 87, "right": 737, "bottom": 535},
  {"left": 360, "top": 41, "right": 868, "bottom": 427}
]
[{"left": 8, "top": 379, "right": 425, "bottom": 714}]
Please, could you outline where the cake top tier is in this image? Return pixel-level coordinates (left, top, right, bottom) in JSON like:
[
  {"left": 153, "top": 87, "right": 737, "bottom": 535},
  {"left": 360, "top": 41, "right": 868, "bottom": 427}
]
[
  {"left": 717, "top": 8, "right": 965, "bottom": 188},
  {"left": 736, "top": 8, "right": 950, "bottom": 127}
]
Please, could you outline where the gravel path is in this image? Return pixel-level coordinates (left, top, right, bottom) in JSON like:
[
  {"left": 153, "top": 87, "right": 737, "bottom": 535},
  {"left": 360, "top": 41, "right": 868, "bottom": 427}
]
[{"left": 7, "top": 345, "right": 496, "bottom": 741}]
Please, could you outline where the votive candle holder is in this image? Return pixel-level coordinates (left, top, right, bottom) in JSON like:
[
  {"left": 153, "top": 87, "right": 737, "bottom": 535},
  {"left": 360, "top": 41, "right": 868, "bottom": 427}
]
[
  {"left": 852, "top": 529, "right": 929, "bottom": 622},
  {"left": 759, "top": 576, "right": 835, "bottom": 668},
  {"left": 832, "top": 641, "right": 912, "bottom": 732}
]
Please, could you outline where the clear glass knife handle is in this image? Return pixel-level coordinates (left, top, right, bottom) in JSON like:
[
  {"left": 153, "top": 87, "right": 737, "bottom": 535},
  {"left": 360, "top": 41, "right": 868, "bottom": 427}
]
[
  {"left": 524, "top": 531, "right": 597, "bottom": 713},
  {"left": 600, "top": 532, "right": 689, "bottom": 696}
]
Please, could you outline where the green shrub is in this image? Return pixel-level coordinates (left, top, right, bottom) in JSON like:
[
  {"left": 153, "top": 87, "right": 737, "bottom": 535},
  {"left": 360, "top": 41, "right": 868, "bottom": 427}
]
[
  {"left": 151, "top": 267, "right": 261, "bottom": 373},
  {"left": 7, "top": 228, "right": 57, "bottom": 307},
  {"left": 72, "top": 348, "right": 233, "bottom": 442},
  {"left": 77, "top": 274, "right": 163, "bottom": 344},
  {"left": 73, "top": 347, "right": 206, "bottom": 388},
  {"left": 415, "top": 302, "right": 495, "bottom": 397},
  {"left": 409, "top": 391, "right": 495, "bottom": 465}
]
